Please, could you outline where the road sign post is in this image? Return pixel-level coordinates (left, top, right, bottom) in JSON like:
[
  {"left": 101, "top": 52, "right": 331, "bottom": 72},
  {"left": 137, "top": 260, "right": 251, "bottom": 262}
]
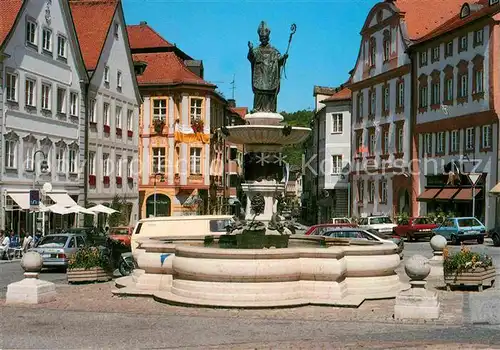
[
  {"left": 467, "top": 173, "right": 482, "bottom": 218},
  {"left": 29, "top": 189, "right": 40, "bottom": 210}
]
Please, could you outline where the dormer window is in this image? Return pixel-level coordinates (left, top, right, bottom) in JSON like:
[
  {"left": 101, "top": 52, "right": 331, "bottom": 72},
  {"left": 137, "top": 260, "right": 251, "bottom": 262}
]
[
  {"left": 460, "top": 3, "right": 470, "bottom": 18},
  {"left": 114, "top": 22, "right": 119, "bottom": 38},
  {"left": 369, "top": 37, "right": 376, "bottom": 67},
  {"left": 490, "top": 0, "right": 499, "bottom": 6}
]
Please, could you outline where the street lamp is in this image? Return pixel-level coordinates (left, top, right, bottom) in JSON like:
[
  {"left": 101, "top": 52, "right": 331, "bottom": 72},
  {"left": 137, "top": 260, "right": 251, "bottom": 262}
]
[
  {"left": 32, "top": 150, "right": 48, "bottom": 235},
  {"left": 153, "top": 172, "right": 164, "bottom": 217}
]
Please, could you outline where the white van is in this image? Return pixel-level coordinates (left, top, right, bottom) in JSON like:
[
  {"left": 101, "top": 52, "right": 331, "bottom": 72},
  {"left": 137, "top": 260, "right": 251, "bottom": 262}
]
[{"left": 131, "top": 215, "right": 233, "bottom": 253}]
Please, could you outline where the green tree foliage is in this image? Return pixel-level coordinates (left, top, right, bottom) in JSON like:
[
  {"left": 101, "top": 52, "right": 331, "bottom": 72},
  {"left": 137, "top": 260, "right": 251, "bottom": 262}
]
[
  {"left": 108, "top": 195, "right": 132, "bottom": 227},
  {"left": 280, "top": 109, "right": 313, "bottom": 167}
]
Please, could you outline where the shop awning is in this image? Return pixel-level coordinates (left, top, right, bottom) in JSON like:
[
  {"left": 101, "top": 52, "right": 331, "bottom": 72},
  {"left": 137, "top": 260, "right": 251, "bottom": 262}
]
[
  {"left": 46, "top": 192, "right": 77, "bottom": 207},
  {"left": 8, "top": 192, "right": 29, "bottom": 210},
  {"left": 435, "top": 188, "right": 460, "bottom": 200},
  {"left": 490, "top": 182, "right": 500, "bottom": 194},
  {"left": 453, "top": 188, "right": 481, "bottom": 201},
  {"left": 417, "top": 188, "right": 441, "bottom": 201}
]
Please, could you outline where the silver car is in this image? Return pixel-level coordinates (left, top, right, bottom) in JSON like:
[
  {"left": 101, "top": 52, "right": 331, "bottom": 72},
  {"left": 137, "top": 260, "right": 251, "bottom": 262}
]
[{"left": 29, "top": 234, "right": 86, "bottom": 268}]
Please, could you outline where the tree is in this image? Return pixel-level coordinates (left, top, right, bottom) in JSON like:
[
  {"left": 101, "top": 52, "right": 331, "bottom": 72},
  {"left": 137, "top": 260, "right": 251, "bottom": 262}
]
[{"left": 280, "top": 109, "right": 314, "bottom": 167}]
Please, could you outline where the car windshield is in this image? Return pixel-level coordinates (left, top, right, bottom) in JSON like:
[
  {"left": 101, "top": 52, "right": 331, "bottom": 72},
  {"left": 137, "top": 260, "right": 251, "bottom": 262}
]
[
  {"left": 324, "top": 230, "right": 377, "bottom": 240},
  {"left": 370, "top": 217, "right": 392, "bottom": 224},
  {"left": 109, "top": 228, "right": 129, "bottom": 235},
  {"left": 210, "top": 219, "right": 233, "bottom": 232},
  {"left": 414, "top": 217, "right": 432, "bottom": 224},
  {"left": 458, "top": 218, "right": 482, "bottom": 227},
  {"left": 37, "top": 235, "right": 68, "bottom": 248}
]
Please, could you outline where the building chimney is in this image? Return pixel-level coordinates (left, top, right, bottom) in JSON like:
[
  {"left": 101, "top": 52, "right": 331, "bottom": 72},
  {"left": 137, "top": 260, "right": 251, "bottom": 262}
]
[
  {"left": 139, "top": 21, "right": 147, "bottom": 25},
  {"left": 227, "top": 99, "right": 236, "bottom": 108}
]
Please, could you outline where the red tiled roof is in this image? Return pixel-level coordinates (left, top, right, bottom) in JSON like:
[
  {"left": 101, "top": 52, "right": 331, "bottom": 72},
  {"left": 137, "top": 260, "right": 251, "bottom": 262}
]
[
  {"left": 0, "top": 0, "right": 23, "bottom": 46},
  {"left": 415, "top": 0, "right": 498, "bottom": 43},
  {"left": 230, "top": 107, "right": 248, "bottom": 119},
  {"left": 69, "top": 0, "right": 119, "bottom": 70},
  {"left": 127, "top": 23, "right": 174, "bottom": 50},
  {"left": 395, "top": 0, "right": 466, "bottom": 40},
  {"left": 322, "top": 87, "right": 351, "bottom": 102},
  {"left": 133, "top": 52, "right": 214, "bottom": 87}
]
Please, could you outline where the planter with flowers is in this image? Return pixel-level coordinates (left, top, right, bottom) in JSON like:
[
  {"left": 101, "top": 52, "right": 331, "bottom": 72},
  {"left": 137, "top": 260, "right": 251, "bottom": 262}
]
[
  {"left": 443, "top": 245, "right": 496, "bottom": 291},
  {"left": 191, "top": 118, "right": 204, "bottom": 133},
  {"left": 153, "top": 119, "right": 165, "bottom": 134},
  {"left": 67, "top": 246, "right": 112, "bottom": 283}
]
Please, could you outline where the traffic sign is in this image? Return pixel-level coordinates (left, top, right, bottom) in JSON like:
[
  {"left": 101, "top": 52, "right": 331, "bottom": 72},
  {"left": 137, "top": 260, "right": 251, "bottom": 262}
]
[
  {"left": 468, "top": 173, "right": 482, "bottom": 186},
  {"left": 29, "top": 189, "right": 40, "bottom": 209}
]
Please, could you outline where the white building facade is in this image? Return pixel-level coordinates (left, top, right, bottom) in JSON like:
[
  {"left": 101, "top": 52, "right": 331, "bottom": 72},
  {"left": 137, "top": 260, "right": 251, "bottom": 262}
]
[{"left": 0, "top": 0, "right": 88, "bottom": 231}]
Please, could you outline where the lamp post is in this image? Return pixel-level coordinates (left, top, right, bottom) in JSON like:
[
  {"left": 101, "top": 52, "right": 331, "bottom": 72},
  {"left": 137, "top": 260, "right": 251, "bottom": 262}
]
[
  {"left": 153, "top": 173, "right": 164, "bottom": 217},
  {"left": 32, "top": 150, "right": 48, "bottom": 235}
]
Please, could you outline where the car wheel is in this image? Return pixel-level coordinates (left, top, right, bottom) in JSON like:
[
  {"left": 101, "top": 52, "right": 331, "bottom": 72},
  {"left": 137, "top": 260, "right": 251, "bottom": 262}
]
[
  {"left": 451, "top": 235, "right": 459, "bottom": 245},
  {"left": 493, "top": 233, "right": 500, "bottom": 247},
  {"left": 477, "top": 236, "right": 485, "bottom": 245}
]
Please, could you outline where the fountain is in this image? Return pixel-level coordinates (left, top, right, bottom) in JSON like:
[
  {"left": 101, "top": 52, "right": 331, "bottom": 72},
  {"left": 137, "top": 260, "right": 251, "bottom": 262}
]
[{"left": 114, "top": 21, "right": 406, "bottom": 307}]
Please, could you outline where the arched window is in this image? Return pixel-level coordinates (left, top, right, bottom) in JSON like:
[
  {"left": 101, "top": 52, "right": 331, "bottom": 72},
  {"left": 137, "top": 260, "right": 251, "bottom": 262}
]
[
  {"left": 460, "top": 3, "right": 470, "bottom": 18},
  {"left": 369, "top": 37, "right": 377, "bottom": 66},
  {"left": 146, "top": 194, "right": 171, "bottom": 218}
]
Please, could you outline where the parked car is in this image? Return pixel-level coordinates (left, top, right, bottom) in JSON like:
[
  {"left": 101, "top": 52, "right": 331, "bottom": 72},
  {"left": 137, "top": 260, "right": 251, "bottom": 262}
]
[
  {"left": 393, "top": 217, "right": 438, "bottom": 241},
  {"left": 107, "top": 226, "right": 133, "bottom": 247},
  {"left": 304, "top": 223, "right": 358, "bottom": 236},
  {"left": 488, "top": 227, "right": 500, "bottom": 246},
  {"left": 29, "top": 233, "right": 87, "bottom": 268},
  {"left": 358, "top": 216, "right": 397, "bottom": 234},
  {"left": 321, "top": 228, "right": 404, "bottom": 259},
  {"left": 331, "top": 217, "right": 352, "bottom": 224},
  {"left": 432, "top": 217, "right": 486, "bottom": 245}
]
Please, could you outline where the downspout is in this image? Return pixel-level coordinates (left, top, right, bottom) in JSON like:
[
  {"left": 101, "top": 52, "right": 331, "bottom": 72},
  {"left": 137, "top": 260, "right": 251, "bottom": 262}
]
[
  {"left": 408, "top": 47, "right": 418, "bottom": 217},
  {"left": 1, "top": 54, "right": 6, "bottom": 230},
  {"left": 315, "top": 113, "right": 320, "bottom": 224},
  {"left": 83, "top": 82, "right": 90, "bottom": 208}
]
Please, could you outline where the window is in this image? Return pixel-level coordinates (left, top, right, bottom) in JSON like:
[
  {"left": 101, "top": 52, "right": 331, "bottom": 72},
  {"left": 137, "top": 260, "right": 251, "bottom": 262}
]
[
  {"left": 397, "top": 125, "right": 404, "bottom": 153},
  {"left": 432, "top": 46, "right": 440, "bottom": 62},
  {"left": 451, "top": 130, "right": 460, "bottom": 153},
  {"left": 383, "top": 85, "right": 389, "bottom": 112},
  {"left": 445, "top": 78, "right": 454, "bottom": 101},
  {"left": 474, "top": 29, "right": 484, "bottom": 46},
  {"left": 115, "top": 106, "right": 122, "bottom": 128},
  {"left": 116, "top": 155, "right": 122, "bottom": 177},
  {"left": 104, "top": 66, "right": 110, "bottom": 84},
  {"left": 89, "top": 99, "right": 96, "bottom": 123},
  {"left": 431, "top": 81, "right": 440, "bottom": 105},
  {"left": 383, "top": 129, "right": 389, "bottom": 154},
  {"left": 41, "top": 83, "right": 51, "bottom": 110},
  {"left": 474, "top": 69, "right": 484, "bottom": 94},
  {"left": 437, "top": 132, "right": 445, "bottom": 154},
  {"left": 459, "top": 74, "right": 468, "bottom": 98},
  {"left": 482, "top": 125, "right": 492, "bottom": 149},
  {"left": 103, "top": 103, "right": 110, "bottom": 125},
  {"left": 369, "top": 90, "right": 376, "bottom": 116},
  {"left": 355, "top": 132, "right": 363, "bottom": 157},
  {"left": 369, "top": 181, "right": 375, "bottom": 203},
  {"left": 68, "top": 148, "right": 77, "bottom": 173},
  {"left": 25, "top": 79, "right": 36, "bottom": 107},
  {"left": 445, "top": 41, "right": 453, "bottom": 57},
  {"left": 57, "top": 88, "right": 67, "bottom": 114},
  {"left": 153, "top": 99, "right": 167, "bottom": 121},
  {"left": 56, "top": 146, "right": 65, "bottom": 173},
  {"left": 380, "top": 181, "right": 387, "bottom": 203},
  {"left": 152, "top": 147, "right": 166, "bottom": 173},
  {"left": 465, "top": 127, "right": 474, "bottom": 150},
  {"left": 25, "top": 145, "right": 34, "bottom": 171},
  {"left": 331, "top": 155, "right": 342, "bottom": 174},
  {"left": 424, "top": 133, "right": 432, "bottom": 155},
  {"left": 127, "top": 110, "right": 133, "bottom": 131},
  {"left": 357, "top": 92, "right": 364, "bottom": 118},
  {"left": 117, "top": 71, "right": 122, "bottom": 89},
  {"left": 26, "top": 20, "right": 37, "bottom": 46},
  {"left": 331, "top": 113, "right": 343, "bottom": 133},
  {"left": 190, "top": 98, "right": 203, "bottom": 121},
  {"left": 190, "top": 147, "right": 202, "bottom": 174},
  {"left": 69, "top": 92, "right": 78, "bottom": 116},
  {"left": 383, "top": 37, "right": 390, "bottom": 61},
  {"left": 369, "top": 37, "right": 376, "bottom": 66},
  {"left": 103, "top": 154, "right": 110, "bottom": 176},
  {"left": 459, "top": 35, "right": 468, "bottom": 51},
  {"left": 397, "top": 81, "right": 404, "bottom": 107},
  {"left": 5, "top": 140, "right": 17, "bottom": 169},
  {"left": 6, "top": 73, "right": 17, "bottom": 102},
  {"left": 420, "top": 51, "right": 428, "bottom": 66},
  {"left": 42, "top": 28, "right": 52, "bottom": 52},
  {"left": 127, "top": 157, "right": 133, "bottom": 178},
  {"left": 89, "top": 151, "right": 96, "bottom": 175},
  {"left": 369, "top": 131, "right": 376, "bottom": 155},
  {"left": 419, "top": 86, "right": 428, "bottom": 108},
  {"left": 114, "top": 22, "right": 119, "bottom": 38},
  {"left": 57, "top": 35, "right": 66, "bottom": 58}
]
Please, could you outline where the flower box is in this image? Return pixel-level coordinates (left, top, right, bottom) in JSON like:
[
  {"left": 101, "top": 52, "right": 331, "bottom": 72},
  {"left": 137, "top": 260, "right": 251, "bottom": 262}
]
[
  {"left": 445, "top": 266, "right": 496, "bottom": 292},
  {"left": 191, "top": 119, "right": 204, "bottom": 133},
  {"left": 103, "top": 125, "right": 110, "bottom": 134},
  {"left": 103, "top": 176, "right": 110, "bottom": 185},
  {"left": 116, "top": 176, "right": 122, "bottom": 185},
  {"left": 127, "top": 130, "right": 133, "bottom": 137},
  {"left": 67, "top": 267, "right": 112, "bottom": 284},
  {"left": 116, "top": 127, "right": 122, "bottom": 136},
  {"left": 153, "top": 119, "right": 165, "bottom": 134},
  {"left": 89, "top": 175, "right": 96, "bottom": 186},
  {"left": 127, "top": 176, "right": 134, "bottom": 183}
]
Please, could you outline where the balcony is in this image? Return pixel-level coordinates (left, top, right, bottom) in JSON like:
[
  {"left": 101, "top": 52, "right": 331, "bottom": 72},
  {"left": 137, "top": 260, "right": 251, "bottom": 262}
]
[{"left": 127, "top": 130, "right": 133, "bottom": 138}]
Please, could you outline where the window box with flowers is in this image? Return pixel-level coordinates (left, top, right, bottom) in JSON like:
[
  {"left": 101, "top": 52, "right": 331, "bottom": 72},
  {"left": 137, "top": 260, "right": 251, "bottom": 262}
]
[
  {"left": 127, "top": 130, "right": 133, "bottom": 138},
  {"left": 89, "top": 175, "right": 96, "bottom": 186},
  {"left": 153, "top": 119, "right": 165, "bottom": 134},
  {"left": 191, "top": 119, "right": 204, "bottom": 133},
  {"left": 103, "top": 125, "right": 110, "bottom": 134},
  {"left": 103, "top": 176, "right": 110, "bottom": 185},
  {"left": 116, "top": 128, "right": 122, "bottom": 136},
  {"left": 127, "top": 176, "right": 134, "bottom": 184},
  {"left": 116, "top": 176, "right": 122, "bottom": 185},
  {"left": 443, "top": 245, "right": 495, "bottom": 292}
]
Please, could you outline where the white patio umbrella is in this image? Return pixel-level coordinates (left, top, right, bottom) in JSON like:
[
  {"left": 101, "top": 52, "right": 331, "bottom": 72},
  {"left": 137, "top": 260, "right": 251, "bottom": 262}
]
[
  {"left": 87, "top": 204, "right": 118, "bottom": 214},
  {"left": 66, "top": 205, "right": 96, "bottom": 215},
  {"left": 46, "top": 204, "right": 70, "bottom": 215}
]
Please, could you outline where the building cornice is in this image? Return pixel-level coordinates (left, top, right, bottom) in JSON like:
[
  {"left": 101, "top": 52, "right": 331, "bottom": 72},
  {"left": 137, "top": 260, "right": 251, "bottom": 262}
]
[{"left": 347, "top": 64, "right": 411, "bottom": 91}]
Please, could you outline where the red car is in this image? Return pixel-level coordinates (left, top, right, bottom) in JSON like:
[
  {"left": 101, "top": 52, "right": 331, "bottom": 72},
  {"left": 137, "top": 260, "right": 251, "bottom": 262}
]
[
  {"left": 393, "top": 217, "right": 437, "bottom": 241},
  {"left": 107, "top": 226, "right": 133, "bottom": 247},
  {"left": 305, "top": 223, "right": 358, "bottom": 236}
]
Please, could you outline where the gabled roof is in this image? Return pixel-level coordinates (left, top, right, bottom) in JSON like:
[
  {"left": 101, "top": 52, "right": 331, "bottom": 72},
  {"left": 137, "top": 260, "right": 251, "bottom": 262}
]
[
  {"left": 321, "top": 87, "right": 352, "bottom": 103},
  {"left": 69, "top": 0, "right": 119, "bottom": 70},
  {"left": 0, "top": 0, "right": 23, "bottom": 48},
  {"left": 230, "top": 107, "right": 248, "bottom": 119},
  {"left": 133, "top": 52, "right": 215, "bottom": 87},
  {"left": 127, "top": 23, "right": 174, "bottom": 50}
]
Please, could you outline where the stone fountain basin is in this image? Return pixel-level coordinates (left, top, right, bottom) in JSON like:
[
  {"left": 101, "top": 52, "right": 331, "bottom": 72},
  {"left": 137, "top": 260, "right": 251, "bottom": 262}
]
[
  {"left": 115, "top": 236, "right": 406, "bottom": 308},
  {"left": 224, "top": 125, "right": 311, "bottom": 147}
]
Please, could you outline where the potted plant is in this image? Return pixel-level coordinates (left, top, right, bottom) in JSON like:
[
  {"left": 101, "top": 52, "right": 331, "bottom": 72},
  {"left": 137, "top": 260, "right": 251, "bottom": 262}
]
[
  {"left": 67, "top": 246, "right": 112, "bottom": 283},
  {"left": 396, "top": 212, "right": 410, "bottom": 225},
  {"left": 153, "top": 119, "right": 165, "bottom": 134},
  {"left": 443, "top": 245, "right": 495, "bottom": 291},
  {"left": 191, "top": 118, "right": 204, "bottom": 133}
]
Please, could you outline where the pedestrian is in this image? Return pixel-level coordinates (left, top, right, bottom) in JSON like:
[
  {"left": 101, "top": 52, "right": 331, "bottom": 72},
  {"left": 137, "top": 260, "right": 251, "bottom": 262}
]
[
  {"left": 0, "top": 232, "right": 11, "bottom": 259},
  {"left": 22, "top": 231, "right": 33, "bottom": 253}
]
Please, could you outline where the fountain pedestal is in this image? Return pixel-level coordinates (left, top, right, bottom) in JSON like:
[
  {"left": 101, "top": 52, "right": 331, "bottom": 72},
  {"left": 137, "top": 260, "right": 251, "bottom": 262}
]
[{"left": 242, "top": 179, "right": 283, "bottom": 224}]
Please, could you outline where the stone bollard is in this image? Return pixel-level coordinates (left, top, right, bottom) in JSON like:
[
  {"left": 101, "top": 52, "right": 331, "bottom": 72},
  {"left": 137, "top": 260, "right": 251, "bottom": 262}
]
[
  {"left": 428, "top": 235, "right": 447, "bottom": 278},
  {"left": 6, "top": 251, "right": 56, "bottom": 304},
  {"left": 394, "top": 255, "right": 440, "bottom": 320}
]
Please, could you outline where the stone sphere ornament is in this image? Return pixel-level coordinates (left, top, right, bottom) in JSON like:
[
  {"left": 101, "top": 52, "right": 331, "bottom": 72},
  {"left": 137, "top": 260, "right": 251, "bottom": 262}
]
[
  {"left": 21, "top": 251, "right": 43, "bottom": 273},
  {"left": 430, "top": 235, "right": 447, "bottom": 252},
  {"left": 405, "top": 255, "right": 431, "bottom": 281}
]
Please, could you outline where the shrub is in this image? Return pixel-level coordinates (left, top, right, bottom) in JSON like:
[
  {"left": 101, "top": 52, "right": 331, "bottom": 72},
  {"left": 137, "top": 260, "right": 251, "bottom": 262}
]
[{"left": 68, "top": 246, "right": 110, "bottom": 270}]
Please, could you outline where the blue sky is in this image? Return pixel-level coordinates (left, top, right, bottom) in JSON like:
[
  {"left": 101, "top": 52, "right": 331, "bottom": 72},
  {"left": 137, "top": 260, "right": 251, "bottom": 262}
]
[{"left": 123, "top": 0, "right": 379, "bottom": 112}]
